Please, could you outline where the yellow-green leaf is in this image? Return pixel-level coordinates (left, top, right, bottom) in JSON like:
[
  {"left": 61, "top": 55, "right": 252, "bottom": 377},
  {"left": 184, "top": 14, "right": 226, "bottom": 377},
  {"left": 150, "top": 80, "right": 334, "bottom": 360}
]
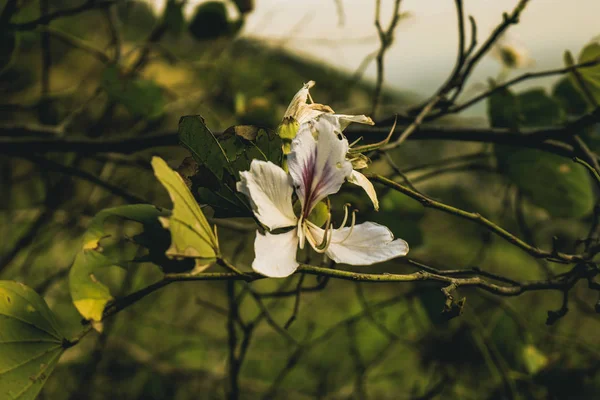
[
  {"left": 151, "top": 157, "right": 219, "bottom": 271},
  {"left": 69, "top": 205, "right": 170, "bottom": 322},
  {"left": 0, "top": 281, "right": 67, "bottom": 400},
  {"left": 522, "top": 344, "right": 549, "bottom": 375}
]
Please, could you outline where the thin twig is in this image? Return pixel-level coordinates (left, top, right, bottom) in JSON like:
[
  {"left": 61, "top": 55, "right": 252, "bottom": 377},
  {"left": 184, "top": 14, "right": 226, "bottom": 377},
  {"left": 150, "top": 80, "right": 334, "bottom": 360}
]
[
  {"left": 35, "top": 26, "right": 110, "bottom": 63},
  {"left": 371, "top": 0, "right": 403, "bottom": 118},
  {"left": 19, "top": 155, "right": 147, "bottom": 204},
  {"left": 284, "top": 274, "right": 305, "bottom": 329},
  {"left": 381, "top": 95, "right": 441, "bottom": 150},
  {"left": 369, "top": 174, "right": 587, "bottom": 263},
  {"left": 445, "top": 56, "right": 600, "bottom": 116}
]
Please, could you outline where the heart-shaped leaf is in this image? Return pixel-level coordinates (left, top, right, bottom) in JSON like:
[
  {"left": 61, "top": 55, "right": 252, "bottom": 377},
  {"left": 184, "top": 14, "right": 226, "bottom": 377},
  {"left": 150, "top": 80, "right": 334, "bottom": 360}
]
[
  {"left": 151, "top": 156, "right": 219, "bottom": 271},
  {"left": 0, "top": 281, "right": 67, "bottom": 400}
]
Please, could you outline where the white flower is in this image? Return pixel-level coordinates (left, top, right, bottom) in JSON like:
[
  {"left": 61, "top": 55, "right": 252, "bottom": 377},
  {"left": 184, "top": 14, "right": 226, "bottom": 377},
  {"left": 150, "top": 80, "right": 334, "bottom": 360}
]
[
  {"left": 279, "top": 81, "right": 381, "bottom": 210},
  {"left": 238, "top": 114, "right": 408, "bottom": 278}
]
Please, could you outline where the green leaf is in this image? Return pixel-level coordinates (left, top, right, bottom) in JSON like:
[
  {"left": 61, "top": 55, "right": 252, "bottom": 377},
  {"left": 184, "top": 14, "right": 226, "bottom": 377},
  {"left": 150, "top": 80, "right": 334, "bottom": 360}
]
[
  {"left": 101, "top": 65, "right": 165, "bottom": 119},
  {"left": 188, "top": 1, "right": 229, "bottom": 40},
  {"left": 0, "top": 281, "right": 67, "bottom": 400},
  {"left": 222, "top": 128, "right": 283, "bottom": 178},
  {"left": 178, "top": 115, "right": 232, "bottom": 180},
  {"left": 499, "top": 150, "right": 593, "bottom": 217},
  {"left": 69, "top": 205, "right": 170, "bottom": 322},
  {"left": 487, "top": 86, "right": 521, "bottom": 130},
  {"left": 571, "top": 41, "right": 600, "bottom": 104},
  {"left": 254, "top": 128, "right": 284, "bottom": 165},
  {"left": 163, "top": 0, "right": 185, "bottom": 36},
  {"left": 179, "top": 116, "right": 282, "bottom": 217},
  {"left": 552, "top": 76, "right": 588, "bottom": 116},
  {"left": 518, "top": 88, "right": 565, "bottom": 126},
  {"left": 151, "top": 156, "right": 219, "bottom": 271},
  {"left": 490, "top": 88, "right": 594, "bottom": 218},
  {"left": 178, "top": 116, "right": 249, "bottom": 216}
]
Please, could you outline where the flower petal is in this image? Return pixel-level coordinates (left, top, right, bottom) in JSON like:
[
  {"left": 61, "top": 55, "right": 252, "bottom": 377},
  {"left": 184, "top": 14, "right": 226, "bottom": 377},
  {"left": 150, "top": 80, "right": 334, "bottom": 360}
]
[
  {"left": 237, "top": 160, "right": 297, "bottom": 230},
  {"left": 252, "top": 229, "right": 299, "bottom": 277},
  {"left": 296, "top": 103, "right": 334, "bottom": 125},
  {"left": 309, "top": 222, "right": 408, "bottom": 265},
  {"left": 288, "top": 114, "right": 353, "bottom": 215},
  {"left": 348, "top": 170, "right": 379, "bottom": 211},
  {"left": 283, "top": 81, "right": 315, "bottom": 120},
  {"left": 335, "top": 114, "right": 375, "bottom": 130}
]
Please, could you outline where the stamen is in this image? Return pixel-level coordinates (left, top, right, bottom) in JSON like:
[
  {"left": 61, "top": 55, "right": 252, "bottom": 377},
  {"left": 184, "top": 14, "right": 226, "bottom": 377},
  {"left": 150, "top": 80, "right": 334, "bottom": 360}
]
[
  {"left": 349, "top": 136, "right": 363, "bottom": 148},
  {"left": 337, "top": 203, "right": 351, "bottom": 229},
  {"left": 334, "top": 209, "right": 358, "bottom": 244},
  {"left": 351, "top": 115, "right": 398, "bottom": 152},
  {"left": 304, "top": 223, "right": 328, "bottom": 254},
  {"left": 307, "top": 92, "right": 315, "bottom": 104},
  {"left": 297, "top": 216, "right": 306, "bottom": 249},
  {"left": 316, "top": 211, "right": 333, "bottom": 250}
]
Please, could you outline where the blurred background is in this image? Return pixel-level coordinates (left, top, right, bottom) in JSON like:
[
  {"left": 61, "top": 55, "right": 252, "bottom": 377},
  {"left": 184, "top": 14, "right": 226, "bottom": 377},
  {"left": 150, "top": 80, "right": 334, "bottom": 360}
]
[{"left": 1, "top": 0, "right": 600, "bottom": 399}]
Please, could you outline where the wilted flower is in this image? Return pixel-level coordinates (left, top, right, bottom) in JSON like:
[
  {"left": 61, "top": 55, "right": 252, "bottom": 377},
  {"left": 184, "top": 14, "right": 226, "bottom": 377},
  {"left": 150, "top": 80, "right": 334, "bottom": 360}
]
[
  {"left": 238, "top": 114, "right": 408, "bottom": 278},
  {"left": 491, "top": 34, "right": 535, "bottom": 69}
]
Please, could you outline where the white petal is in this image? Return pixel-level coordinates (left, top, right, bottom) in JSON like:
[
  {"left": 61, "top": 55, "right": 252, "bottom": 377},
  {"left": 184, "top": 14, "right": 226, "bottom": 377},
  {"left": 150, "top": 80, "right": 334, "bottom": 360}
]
[
  {"left": 309, "top": 222, "right": 408, "bottom": 265},
  {"left": 296, "top": 103, "right": 334, "bottom": 125},
  {"left": 283, "top": 81, "right": 315, "bottom": 120},
  {"left": 348, "top": 170, "right": 379, "bottom": 211},
  {"left": 335, "top": 114, "right": 375, "bottom": 130},
  {"left": 287, "top": 114, "right": 353, "bottom": 215},
  {"left": 252, "top": 229, "right": 299, "bottom": 277},
  {"left": 237, "top": 160, "right": 297, "bottom": 230}
]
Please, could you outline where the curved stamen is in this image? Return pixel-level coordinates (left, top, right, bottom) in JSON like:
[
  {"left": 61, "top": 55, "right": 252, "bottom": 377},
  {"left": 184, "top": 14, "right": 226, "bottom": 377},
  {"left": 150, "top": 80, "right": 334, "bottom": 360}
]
[
  {"left": 316, "top": 211, "right": 332, "bottom": 250},
  {"left": 333, "top": 209, "right": 358, "bottom": 244},
  {"left": 337, "top": 203, "right": 351, "bottom": 230},
  {"left": 304, "top": 222, "right": 329, "bottom": 254},
  {"left": 349, "top": 136, "right": 363, "bottom": 148}
]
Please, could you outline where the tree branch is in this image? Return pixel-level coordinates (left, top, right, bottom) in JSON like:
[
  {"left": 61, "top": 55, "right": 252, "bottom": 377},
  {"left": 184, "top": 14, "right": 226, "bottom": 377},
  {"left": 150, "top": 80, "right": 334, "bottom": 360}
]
[{"left": 368, "top": 174, "right": 587, "bottom": 263}]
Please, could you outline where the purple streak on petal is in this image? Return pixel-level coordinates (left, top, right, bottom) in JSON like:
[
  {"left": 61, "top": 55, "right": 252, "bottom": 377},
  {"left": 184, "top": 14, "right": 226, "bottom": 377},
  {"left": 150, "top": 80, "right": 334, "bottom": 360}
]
[{"left": 288, "top": 115, "right": 352, "bottom": 217}]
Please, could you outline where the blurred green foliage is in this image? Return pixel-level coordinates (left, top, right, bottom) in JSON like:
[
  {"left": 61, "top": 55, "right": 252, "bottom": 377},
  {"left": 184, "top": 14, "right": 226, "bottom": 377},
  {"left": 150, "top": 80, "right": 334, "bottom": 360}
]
[
  {"left": 1, "top": 1, "right": 600, "bottom": 399},
  {"left": 490, "top": 87, "right": 593, "bottom": 218},
  {"left": 102, "top": 65, "right": 166, "bottom": 119}
]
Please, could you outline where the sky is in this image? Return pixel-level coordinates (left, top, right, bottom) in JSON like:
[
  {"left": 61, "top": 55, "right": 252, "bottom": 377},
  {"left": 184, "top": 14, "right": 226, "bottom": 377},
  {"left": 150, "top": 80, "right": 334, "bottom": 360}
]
[
  {"left": 246, "top": 0, "right": 600, "bottom": 115},
  {"left": 146, "top": 0, "right": 600, "bottom": 114}
]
